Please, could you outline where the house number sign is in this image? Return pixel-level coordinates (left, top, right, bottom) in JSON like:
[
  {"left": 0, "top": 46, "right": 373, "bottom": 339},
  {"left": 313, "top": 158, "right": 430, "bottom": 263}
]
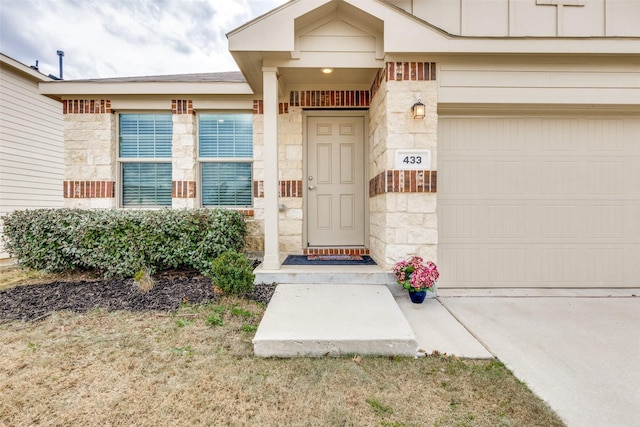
[{"left": 395, "top": 150, "right": 431, "bottom": 170}]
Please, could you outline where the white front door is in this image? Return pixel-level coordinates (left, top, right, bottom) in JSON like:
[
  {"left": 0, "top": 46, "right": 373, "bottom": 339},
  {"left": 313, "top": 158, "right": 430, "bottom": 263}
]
[{"left": 307, "top": 115, "right": 365, "bottom": 246}]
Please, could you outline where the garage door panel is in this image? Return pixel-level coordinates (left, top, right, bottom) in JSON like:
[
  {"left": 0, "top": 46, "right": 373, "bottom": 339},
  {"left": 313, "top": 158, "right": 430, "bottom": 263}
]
[
  {"left": 488, "top": 248, "right": 526, "bottom": 283},
  {"left": 626, "top": 158, "right": 640, "bottom": 192},
  {"left": 626, "top": 201, "right": 640, "bottom": 240},
  {"left": 541, "top": 161, "right": 581, "bottom": 195},
  {"left": 587, "top": 160, "right": 625, "bottom": 195},
  {"left": 585, "top": 247, "right": 626, "bottom": 284},
  {"left": 487, "top": 205, "right": 527, "bottom": 239},
  {"left": 540, "top": 248, "right": 580, "bottom": 284},
  {"left": 487, "top": 119, "right": 528, "bottom": 151},
  {"left": 440, "top": 204, "right": 479, "bottom": 240},
  {"left": 542, "top": 119, "right": 581, "bottom": 151},
  {"left": 440, "top": 160, "right": 480, "bottom": 194},
  {"left": 585, "top": 204, "right": 625, "bottom": 239},
  {"left": 438, "top": 116, "right": 640, "bottom": 288},
  {"left": 439, "top": 119, "right": 476, "bottom": 151},
  {"left": 488, "top": 161, "right": 526, "bottom": 194},
  {"left": 538, "top": 205, "right": 578, "bottom": 239},
  {"left": 440, "top": 247, "right": 486, "bottom": 284},
  {"left": 585, "top": 119, "right": 625, "bottom": 152}
]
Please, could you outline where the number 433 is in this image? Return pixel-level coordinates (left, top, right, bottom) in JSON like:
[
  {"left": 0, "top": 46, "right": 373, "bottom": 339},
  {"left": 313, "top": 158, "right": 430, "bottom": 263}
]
[{"left": 402, "top": 156, "right": 422, "bottom": 165}]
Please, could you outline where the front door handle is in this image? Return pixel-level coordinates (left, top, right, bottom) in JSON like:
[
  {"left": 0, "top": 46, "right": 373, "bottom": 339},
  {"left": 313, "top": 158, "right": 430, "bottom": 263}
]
[{"left": 308, "top": 185, "right": 316, "bottom": 190}]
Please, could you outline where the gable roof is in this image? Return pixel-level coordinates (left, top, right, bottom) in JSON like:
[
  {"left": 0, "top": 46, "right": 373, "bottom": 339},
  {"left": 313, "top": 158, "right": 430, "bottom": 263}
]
[
  {"left": 228, "top": 0, "right": 640, "bottom": 91},
  {"left": 1, "top": 53, "right": 57, "bottom": 83}
]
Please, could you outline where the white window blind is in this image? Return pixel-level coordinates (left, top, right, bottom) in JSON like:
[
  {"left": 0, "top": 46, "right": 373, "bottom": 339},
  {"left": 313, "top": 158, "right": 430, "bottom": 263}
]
[
  {"left": 120, "top": 114, "right": 172, "bottom": 158},
  {"left": 201, "top": 163, "right": 252, "bottom": 207},
  {"left": 119, "top": 114, "right": 173, "bottom": 207},
  {"left": 199, "top": 114, "right": 253, "bottom": 207},
  {"left": 199, "top": 114, "right": 252, "bottom": 158},
  {"left": 122, "top": 163, "right": 172, "bottom": 207}
]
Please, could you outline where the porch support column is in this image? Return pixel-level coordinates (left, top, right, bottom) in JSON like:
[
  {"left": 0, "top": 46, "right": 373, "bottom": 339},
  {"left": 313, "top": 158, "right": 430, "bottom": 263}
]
[{"left": 262, "top": 67, "right": 280, "bottom": 270}]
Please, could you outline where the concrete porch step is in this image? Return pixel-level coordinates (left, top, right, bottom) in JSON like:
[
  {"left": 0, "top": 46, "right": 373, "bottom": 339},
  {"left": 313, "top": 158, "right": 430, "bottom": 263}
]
[
  {"left": 254, "top": 264, "right": 396, "bottom": 286},
  {"left": 253, "top": 283, "right": 418, "bottom": 357}
]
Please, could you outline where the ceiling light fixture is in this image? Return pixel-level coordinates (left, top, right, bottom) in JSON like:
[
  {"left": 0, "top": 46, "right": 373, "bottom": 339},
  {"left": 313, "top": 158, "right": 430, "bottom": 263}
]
[{"left": 321, "top": 67, "right": 334, "bottom": 74}]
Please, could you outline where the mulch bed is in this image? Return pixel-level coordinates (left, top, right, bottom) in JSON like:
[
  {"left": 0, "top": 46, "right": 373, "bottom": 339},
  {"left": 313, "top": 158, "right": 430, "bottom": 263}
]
[{"left": 0, "top": 270, "right": 276, "bottom": 322}]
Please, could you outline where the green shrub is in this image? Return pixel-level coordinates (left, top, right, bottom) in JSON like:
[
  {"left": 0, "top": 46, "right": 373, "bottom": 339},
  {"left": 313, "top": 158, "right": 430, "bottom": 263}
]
[
  {"left": 1, "top": 209, "right": 87, "bottom": 272},
  {"left": 205, "top": 251, "right": 255, "bottom": 296},
  {"left": 1, "top": 208, "right": 247, "bottom": 278}
]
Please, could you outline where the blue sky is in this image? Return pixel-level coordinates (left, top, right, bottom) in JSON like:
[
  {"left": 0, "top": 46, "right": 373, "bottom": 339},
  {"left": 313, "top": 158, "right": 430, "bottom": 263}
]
[{"left": 0, "top": 0, "right": 288, "bottom": 79}]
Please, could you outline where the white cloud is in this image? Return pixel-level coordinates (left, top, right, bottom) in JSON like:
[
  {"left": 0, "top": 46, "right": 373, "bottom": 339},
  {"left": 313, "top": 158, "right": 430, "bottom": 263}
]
[{"left": 0, "top": 0, "right": 288, "bottom": 79}]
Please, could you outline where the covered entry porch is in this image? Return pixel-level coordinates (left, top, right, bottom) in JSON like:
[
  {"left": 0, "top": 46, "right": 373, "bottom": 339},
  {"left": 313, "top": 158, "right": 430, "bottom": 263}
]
[{"left": 228, "top": 0, "right": 439, "bottom": 271}]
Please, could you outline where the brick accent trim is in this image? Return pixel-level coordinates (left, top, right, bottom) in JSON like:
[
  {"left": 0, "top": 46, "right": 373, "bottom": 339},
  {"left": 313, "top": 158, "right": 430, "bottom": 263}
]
[
  {"left": 235, "top": 209, "right": 254, "bottom": 217},
  {"left": 280, "top": 180, "right": 302, "bottom": 197},
  {"left": 371, "top": 62, "right": 437, "bottom": 99},
  {"left": 171, "top": 181, "right": 196, "bottom": 198},
  {"left": 64, "top": 181, "right": 115, "bottom": 198},
  {"left": 253, "top": 100, "right": 264, "bottom": 114},
  {"left": 370, "top": 70, "right": 386, "bottom": 100},
  {"left": 253, "top": 180, "right": 303, "bottom": 198},
  {"left": 252, "top": 100, "right": 290, "bottom": 115},
  {"left": 304, "top": 248, "right": 370, "bottom": 256},
  {"left": 63, "top": 100, "right": 112, "bottom": 114},
  {"left": 369, "top": 170, "right": 437, "bottom": 197},
  {"left": 172, "top": 99, "right": 193, "bottom": 114},
  {"left": 387, "top": 62, "right": 436, "bottom": 82},
  {"left": 289, "top": 90, "right": 370, "bottom": 108}
]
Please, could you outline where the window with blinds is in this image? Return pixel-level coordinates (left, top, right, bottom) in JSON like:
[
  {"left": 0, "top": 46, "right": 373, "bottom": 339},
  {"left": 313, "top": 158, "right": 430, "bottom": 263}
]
[
  {"left": 119, "top": 114, "right": 172, "bottom": 207},
  {"left": 119, "top": 114, "right": 172, "bottom": 158},
  {"left": 199, "top": 114, "right": 253, "bottom": 207}
]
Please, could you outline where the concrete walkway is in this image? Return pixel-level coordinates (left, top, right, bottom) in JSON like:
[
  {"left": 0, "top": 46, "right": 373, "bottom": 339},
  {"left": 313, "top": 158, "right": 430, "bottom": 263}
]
[{"left": 255, "top": 284, "right": 640, "bottom": 427}]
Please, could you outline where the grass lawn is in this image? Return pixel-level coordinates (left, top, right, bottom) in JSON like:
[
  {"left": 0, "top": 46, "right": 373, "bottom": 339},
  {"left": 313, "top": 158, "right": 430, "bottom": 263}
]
[{"left": 0, "top": 267, "right": 565, "bottom": 426}]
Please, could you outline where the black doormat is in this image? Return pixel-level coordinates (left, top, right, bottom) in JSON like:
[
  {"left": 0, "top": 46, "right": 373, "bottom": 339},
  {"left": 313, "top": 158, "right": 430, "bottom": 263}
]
[{"left": 282, "top": 255, "right": 377, "bottom": 266}]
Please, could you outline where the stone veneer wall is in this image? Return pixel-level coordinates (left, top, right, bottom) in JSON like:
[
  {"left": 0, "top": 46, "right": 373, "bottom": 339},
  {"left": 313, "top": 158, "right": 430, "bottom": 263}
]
[
  {"left": 368, "top": 63, "right": 439, "bottom": 270},
  {"left": 63, "top": 99, "right": 117, "bottom": 209},
  {"left": 60, "top": 64, "right": 438, "bottom": 267}
]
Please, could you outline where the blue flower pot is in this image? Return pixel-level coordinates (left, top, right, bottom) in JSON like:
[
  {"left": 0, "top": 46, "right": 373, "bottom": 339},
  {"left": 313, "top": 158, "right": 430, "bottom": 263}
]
[{"left": 409, "top": 290, "right": 427, "bottom": 304}]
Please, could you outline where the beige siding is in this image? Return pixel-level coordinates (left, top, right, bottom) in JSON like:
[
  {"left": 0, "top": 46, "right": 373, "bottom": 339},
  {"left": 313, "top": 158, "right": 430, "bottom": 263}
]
[
  {"left": 438, "top": 116, "right": 640, "bottom": 288},
  {"left": 402, "top": 0, "right": 640, "bottom": 37},
  {"left": 438, "top": 57, "right": 640, "bottom": 105},
  {"left": 0, "top": 63, "right": 64, "bottom": 257}
]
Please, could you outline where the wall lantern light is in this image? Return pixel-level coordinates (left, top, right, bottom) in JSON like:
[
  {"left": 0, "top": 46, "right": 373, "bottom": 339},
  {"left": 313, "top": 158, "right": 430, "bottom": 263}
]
[{"left": 412, "top": 99, "right": 425, "bottom": 119}]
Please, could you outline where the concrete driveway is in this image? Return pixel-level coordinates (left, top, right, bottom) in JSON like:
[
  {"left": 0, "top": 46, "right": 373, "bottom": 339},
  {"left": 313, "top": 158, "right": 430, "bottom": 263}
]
[{"left": 435, "top": 288, "right": 640, "bottom": 427}]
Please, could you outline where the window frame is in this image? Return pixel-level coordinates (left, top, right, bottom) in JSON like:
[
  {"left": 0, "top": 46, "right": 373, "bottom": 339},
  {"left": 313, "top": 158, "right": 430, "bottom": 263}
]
[
  {"left": 197, "top": 111, "right": 254, "bottom": 209},
  {"left": 117, "top": 112, "right": 173, "bottom": 209}
]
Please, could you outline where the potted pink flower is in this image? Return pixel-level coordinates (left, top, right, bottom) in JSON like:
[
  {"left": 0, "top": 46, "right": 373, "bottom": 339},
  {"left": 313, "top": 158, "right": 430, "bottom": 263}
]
[{"left": 393, "top": 256, "right": 439, "bottom": 304}]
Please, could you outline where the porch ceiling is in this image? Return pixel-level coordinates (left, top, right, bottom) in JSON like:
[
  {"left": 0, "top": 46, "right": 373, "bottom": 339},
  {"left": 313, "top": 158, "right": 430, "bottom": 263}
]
[{"left": 278, "top": 67, "right": 379, "bottom": 91}]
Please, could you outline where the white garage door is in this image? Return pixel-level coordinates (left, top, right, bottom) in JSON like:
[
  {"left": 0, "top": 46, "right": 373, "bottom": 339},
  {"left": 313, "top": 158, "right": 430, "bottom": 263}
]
[{"left": 438, "top": 116, "right": 640, "bottom": 288}]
